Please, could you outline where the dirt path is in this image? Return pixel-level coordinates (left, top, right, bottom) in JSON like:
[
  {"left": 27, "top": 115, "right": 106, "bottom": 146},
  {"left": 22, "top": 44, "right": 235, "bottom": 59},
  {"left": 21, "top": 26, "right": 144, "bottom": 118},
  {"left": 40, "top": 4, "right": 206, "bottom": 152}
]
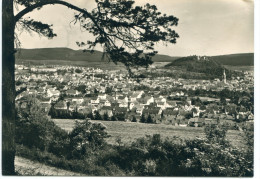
[{"left": 15, "top": 156, "right": 83, "bottom": 176}]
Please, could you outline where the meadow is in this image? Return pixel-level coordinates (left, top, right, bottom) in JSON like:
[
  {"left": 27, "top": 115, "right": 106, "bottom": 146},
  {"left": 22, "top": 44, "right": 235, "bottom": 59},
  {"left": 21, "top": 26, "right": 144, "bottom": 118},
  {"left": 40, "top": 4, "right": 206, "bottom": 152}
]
[{"left": 52, "top": 119, "right": 245, "bottom": 148}]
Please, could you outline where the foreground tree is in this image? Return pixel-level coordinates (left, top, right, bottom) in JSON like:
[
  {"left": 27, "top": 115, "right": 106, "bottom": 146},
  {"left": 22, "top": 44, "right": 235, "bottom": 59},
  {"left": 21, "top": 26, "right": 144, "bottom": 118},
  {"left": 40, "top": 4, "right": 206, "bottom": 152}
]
[{"left": 2, "top": 0, "right": 179, "bottom": 174}]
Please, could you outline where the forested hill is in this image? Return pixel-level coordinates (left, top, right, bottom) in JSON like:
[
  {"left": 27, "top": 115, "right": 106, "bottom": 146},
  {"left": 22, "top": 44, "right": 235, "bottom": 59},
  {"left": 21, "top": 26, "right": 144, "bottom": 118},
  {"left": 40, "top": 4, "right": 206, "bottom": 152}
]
[
  {"left": 15, "top": 48, "right": 180, "bottom": 62},
  {"left": 164, "top": 55, "right": 233, "bottom": 79}
]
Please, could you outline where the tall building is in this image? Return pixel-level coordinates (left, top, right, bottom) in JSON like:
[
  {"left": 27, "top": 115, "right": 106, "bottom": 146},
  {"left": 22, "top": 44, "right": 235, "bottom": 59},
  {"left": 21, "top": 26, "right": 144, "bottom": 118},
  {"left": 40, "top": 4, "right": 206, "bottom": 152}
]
[{"left": 223, "top": 69, "right": 227, "bottom": 84}]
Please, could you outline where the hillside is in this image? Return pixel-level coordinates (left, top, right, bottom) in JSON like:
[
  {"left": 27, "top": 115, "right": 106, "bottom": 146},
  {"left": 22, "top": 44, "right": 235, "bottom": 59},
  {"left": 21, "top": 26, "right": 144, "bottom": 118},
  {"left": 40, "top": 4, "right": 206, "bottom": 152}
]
[
  {"left": 15, "top": 48, "right": 104, "bottom": 62},
  {"left": 165, "top": 55, "right": 234, "bottom": 79},
  {"left": 212, "top": 53, "right": 254, "bottom": 66}
]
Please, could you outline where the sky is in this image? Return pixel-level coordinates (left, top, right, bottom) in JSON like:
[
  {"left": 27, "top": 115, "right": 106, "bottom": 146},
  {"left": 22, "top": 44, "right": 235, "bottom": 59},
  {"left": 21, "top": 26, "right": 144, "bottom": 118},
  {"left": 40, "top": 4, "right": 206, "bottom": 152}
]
[{"left": 15, "top": 0, "right": 254, "bottom": 56}]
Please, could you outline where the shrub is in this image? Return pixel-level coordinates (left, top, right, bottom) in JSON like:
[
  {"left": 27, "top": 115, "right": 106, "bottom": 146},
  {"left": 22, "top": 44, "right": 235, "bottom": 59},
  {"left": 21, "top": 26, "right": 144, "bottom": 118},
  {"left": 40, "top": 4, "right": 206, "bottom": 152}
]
[
  {"left": 103, "top": 112, "right": 110, "bottom": 121},
  {"left": 132, "top": 116, "right": 137, "bottom": 122},
  {"left": 204, "top": 124, "right": 228, "bottom": 146},
  {"left": 69, "top": 119, "right": 109, "bottom": 159},
  {"left": 146, "top": 115, "right": 154, "bottom": 124},
  {"left": 140, "top": 114, "right": 146, "bottom": 123},
  {"left": 16, "top": 96, "right": 69, "bottom": 151},
  {"left": 94, "top": 111, "right": 102, "bottom": 120}
]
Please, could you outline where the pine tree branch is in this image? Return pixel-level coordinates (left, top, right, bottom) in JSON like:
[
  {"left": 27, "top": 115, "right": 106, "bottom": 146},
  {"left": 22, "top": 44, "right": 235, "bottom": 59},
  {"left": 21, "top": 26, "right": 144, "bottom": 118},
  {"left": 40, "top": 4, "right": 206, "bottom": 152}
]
[{"left": 14, "top": 0, "right": 105, "bottom": 35}]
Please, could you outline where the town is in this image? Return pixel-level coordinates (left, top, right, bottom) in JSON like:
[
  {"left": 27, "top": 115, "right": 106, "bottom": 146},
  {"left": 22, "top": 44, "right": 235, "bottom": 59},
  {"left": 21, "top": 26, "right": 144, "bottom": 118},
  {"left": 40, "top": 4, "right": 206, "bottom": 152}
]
[{"left": 15, "top": 64, "right": 254, "bottom": 129}]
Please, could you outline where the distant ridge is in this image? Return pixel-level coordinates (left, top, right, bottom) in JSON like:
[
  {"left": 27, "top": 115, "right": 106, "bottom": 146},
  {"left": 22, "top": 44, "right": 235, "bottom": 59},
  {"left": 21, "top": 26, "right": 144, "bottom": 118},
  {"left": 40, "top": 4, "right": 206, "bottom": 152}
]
[
  {"left": 211, "top": 53, "right": 254, "bottom": 66},
  {"left": 15, "top": 48, "right": 180, "bottom": 63},
  {"left": 15, "top": 48, "right": 253, "bottom": 66},
  {"left": 15, "top": 48, "right": 104, "bottom": 62}
]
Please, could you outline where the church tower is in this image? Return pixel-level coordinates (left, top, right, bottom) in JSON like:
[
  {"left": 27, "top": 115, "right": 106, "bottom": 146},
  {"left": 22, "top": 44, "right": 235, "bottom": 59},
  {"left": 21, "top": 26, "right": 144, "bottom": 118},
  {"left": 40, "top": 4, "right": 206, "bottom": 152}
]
[{"left": 223, "top": 69, "right": 226, "bottom": 84}]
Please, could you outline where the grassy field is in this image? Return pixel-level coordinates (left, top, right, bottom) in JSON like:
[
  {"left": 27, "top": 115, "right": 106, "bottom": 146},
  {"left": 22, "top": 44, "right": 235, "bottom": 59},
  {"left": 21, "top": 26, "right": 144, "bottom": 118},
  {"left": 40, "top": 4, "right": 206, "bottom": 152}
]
[{"left": 52, "top": 119, "right": 245, "bottom": 148}]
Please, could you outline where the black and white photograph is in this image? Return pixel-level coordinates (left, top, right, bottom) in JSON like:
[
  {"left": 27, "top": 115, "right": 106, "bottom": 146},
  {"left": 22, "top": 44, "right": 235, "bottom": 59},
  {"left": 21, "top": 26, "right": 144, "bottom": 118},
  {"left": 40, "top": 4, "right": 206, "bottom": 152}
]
[{"left": 1, "top": 0, "right": 258, "bottom": 177}]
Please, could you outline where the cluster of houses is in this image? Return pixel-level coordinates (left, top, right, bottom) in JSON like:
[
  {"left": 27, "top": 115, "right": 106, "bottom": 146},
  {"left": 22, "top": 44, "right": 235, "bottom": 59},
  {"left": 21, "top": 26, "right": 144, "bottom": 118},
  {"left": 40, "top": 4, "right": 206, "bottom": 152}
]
[
  {"left": 140, "top": 68, "right": 254, "bottom": 93},
  {"left": 15, "top": 64, "right": 254, "bottom": 128}
]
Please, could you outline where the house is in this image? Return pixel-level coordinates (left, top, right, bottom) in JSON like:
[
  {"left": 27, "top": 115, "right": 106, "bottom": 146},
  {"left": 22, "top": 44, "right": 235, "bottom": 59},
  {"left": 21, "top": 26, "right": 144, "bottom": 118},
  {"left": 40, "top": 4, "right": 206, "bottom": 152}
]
[
  {"left": 138, "top": 96, "right": 154, "bottom": 105},
  {"left": 39, "top": 96, "right": 52, "bottom": 104},
  {"left": 119, "top": 102, "right": 128, "bottom": 108},
  {"left": 103, "top": 100, "right": 112, "bottom": 107},
  {"left": 37, "top": 88, "right": 45, "bottom": 94},
  {"left": 154, "top": 96, "right": 167, "bottom": 103},
  {"left": 66, "top": 89, "right": 80, "bottom": 96},
  {"left": 28, "top": 88, "right": 37, "bottom": 94},
  {"left": 247, "top": 113, "right": 254, "bottom": 120},
  {"left": 117, "top": 95, "right": 128, "bottom": 103},
  {"left": 98, "top": 94, "right": 107, "bottom": 100},
  {"left": 72, "top": 97, "right": 84, "bottom": 104},
  {"left": 47, "top": 88, "right": 60, "bottom": 97},
  {"left": 90, "top": 96, "right": 100, "bottom": 105},
  {"left": 166, "top": 101, "right": 177, "bottom": 108},
  {"left": 156, "top": 102, "right": 167, "bottom": 110},
  {"left": 54, "top": 101, "right": 67, "bottom": 110}
]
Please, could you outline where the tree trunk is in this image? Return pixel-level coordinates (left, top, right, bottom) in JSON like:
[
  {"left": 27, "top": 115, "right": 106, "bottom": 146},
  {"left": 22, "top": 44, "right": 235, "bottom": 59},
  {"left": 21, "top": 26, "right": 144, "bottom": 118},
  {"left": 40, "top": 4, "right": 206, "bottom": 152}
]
[{"left": 2, "top": 0, "right": 16, "bottom": 175}]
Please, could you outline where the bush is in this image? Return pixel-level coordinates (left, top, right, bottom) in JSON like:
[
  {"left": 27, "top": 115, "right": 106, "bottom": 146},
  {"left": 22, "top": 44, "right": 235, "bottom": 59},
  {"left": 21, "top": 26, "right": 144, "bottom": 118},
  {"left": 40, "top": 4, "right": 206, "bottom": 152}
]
[
  {"left": 103, "top": 113, "right": 110, "bottom": 121},
  {"left": 94, "top": 111, "right": 102, "bottom": 120},
  {"left": 140, "top": 114, "right": 146, "bottom": 123},
  {"left": 146, "top": 115, "right": 153, "bottom": 123},
  {"left": 204, "top": 124, "right": 229, "bottom": 145},
  {"left": 16, "top": 144, "right": 125, "bottom": 176},
  {"left": 132, "top": 116, "right": 137, "bottom": 122},
  {"left": 68, "top": 119, "right": 109, "bottom": 159},
  {"left": 16, "top": 96, "right": 69, "bottom": 151}
]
